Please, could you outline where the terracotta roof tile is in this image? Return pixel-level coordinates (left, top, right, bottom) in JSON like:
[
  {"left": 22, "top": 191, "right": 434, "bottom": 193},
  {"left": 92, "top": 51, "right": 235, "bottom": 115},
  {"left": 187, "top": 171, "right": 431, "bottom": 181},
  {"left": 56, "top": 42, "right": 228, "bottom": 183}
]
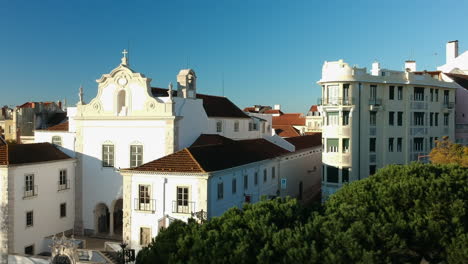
[
  {"left": 272, "top": 113, "right": 306, "bottom": 126},
  {"left": 273, "top": 125, "right": 301, "bottom": 138},
  {"left": 127, "top": 137, "right": 290, "bottom": 173},
  {"left": 151, "top": 87, "right": 250, "bottom": 119},
  {"left": 264, "top": 109, "right": 283, "bottom": 115},
  {"left": 285, "top": 133, "right": 322, "bottom": 151},
  {"left": 309, "top": 105, "right": 318, "bottom": 112},
  {"left": 46, "top": 121, "right": 69, "bottom": 131},
  {"left": 190, "top": 134, "right": 235, "bottom": 147},
  {"left": 0, "top": 143, "right": 71, "bottom": 166}
]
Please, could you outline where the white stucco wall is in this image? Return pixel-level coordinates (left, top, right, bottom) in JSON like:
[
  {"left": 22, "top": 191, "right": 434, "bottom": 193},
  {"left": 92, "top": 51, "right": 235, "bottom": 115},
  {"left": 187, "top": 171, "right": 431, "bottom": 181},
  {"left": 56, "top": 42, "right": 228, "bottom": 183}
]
[
  {"left": 207, "top": 160, "right": 280, "bottom": 218},
  {"left": 174, "top": 97, "right": 209, "bottom": 149},
  {"left": 126, "top": 172, "right": 208, "bottom": 250},
  {"left": 0, "top": 167, "right": 8, "bottom": 261},
  {"left": 279, "top": 147, "right": 322, "bottom": 202},
  {"left": 80, "top": 119, "right": 168, "bottom": 232},
  {"left": 9, "top": 159, "right": 75, "bottom": 254}
]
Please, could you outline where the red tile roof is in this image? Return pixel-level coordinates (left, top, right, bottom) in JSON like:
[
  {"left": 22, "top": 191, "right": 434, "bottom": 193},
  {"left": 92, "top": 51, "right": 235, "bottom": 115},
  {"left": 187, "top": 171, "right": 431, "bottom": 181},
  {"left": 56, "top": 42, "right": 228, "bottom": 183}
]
[
  {"left": 285, "top": 133, "right": 322, "bottom": 151},
  {"left": 264, "top": 109, "right": 283, "bottom": 115},
  {"left": 243, "top": 107, "right": 257, "bottom": 113},
  {"left": 273, "top": 125, "right": 301, "bottom": 138},
  {"left": 0, "top": 143, "right": 71, "bottom": 166},
  {"left": 272, "top": 113, "right": 306, "bottom": 126},
  {"left": 126, "top": 137, "right": 290, "bottom": 173},
  {"left": 46, "top": 121, "right": 69, "bottom": 131},
  {"left": 151, "top": 88, "right": 250, "bottom": 119},
  {"left": 445, "top": 73, "right": 468, "bottom": 90},
  {"left": 309, "top": 105, "right": 318, "bottom": 112},
  {"left": 190, "top": 134, "right": 235, "bottom": 147}
]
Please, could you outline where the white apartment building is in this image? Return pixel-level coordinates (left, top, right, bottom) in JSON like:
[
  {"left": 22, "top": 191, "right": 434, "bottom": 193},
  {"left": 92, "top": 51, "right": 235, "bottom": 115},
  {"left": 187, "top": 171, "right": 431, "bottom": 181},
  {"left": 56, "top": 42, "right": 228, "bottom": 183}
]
[
  {"left": 305, "top": 105, "right": 322, "bottom": 133},
  {"left": 120, "top": 134, "right": 322, "bottom": 251},
  {"left": 318, "top": 59, "right": 458, "bottom": 197},
  {"left": 0, "top": 140, "right": 75, "bottom": 256}
]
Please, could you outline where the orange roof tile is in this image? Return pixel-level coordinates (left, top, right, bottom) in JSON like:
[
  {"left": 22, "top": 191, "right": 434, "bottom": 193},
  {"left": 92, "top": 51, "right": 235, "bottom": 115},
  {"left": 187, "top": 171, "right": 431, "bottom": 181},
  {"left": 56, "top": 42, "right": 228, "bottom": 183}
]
[
  {"left": 272, "top": 113, "right": 306, "bottom": 126},
  {"left": 285, "top": 133, "right": 322, "bottom": 151},
  {"left": 46, "top": 121, "right": 69, "bottom": 131},
  {"left": 273, "top": 125, "right": 301, "bottom": 138},
  {"left": 127, "top": 137, "right": 290, "bottom": 173},
  {"left": 0, "top": 143, "right": 70, "bottom": 166}
]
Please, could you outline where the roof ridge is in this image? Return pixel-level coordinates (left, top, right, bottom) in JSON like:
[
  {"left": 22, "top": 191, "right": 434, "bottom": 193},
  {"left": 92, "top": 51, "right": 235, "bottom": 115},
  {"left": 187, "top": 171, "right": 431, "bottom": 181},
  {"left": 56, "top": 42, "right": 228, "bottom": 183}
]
[{"left": 184, "top": 148, "right": 206, "bottom": 173}]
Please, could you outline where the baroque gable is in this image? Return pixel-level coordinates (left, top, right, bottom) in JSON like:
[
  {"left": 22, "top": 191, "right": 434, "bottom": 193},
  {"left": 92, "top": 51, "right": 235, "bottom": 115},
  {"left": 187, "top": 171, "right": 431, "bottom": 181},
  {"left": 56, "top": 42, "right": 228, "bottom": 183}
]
[{"left": 77, "top": 51, "right": 174, "bottom": 118}]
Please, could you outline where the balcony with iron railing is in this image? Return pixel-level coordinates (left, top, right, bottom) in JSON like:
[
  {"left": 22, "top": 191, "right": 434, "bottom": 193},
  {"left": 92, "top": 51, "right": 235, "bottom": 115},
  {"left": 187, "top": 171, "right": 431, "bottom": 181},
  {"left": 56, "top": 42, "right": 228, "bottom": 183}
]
[
  {"left": 134, "top": 198, "right": 156, "bottom": 213},
  {"left": 368, "top": 98, "right": 383, "bottom": 106},
  {"left": 172, "top": 201, "right": 196, "bottom": 214},
  {"left": 58, "top": 180, "right": 70, "bottom": 191},
  {"left": 317, "top": 97, "right": 355, "bottom": 106},
  {"left": 23, "top": 185, "right": 38, "bottom": 199},
  {"left": 443, "top": 102, "right": 455, "bottom": 109}
]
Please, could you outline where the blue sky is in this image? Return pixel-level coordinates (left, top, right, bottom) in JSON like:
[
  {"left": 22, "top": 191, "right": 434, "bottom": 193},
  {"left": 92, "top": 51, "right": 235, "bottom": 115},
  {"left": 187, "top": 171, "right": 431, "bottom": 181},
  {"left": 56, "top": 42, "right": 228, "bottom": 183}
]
[{"left": 1, "top": 0, "right": 467, "bottom": 113}]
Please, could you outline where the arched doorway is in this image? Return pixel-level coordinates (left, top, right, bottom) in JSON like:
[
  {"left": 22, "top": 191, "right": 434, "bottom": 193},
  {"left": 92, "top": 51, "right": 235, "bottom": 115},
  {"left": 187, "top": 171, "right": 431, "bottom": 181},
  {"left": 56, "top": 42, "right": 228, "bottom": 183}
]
[
  {"left": 95, "top": 203, "right": 110, "bottom": 234},
  {"left": 112, "top": 199, "right": 123, "bottom": 236}
]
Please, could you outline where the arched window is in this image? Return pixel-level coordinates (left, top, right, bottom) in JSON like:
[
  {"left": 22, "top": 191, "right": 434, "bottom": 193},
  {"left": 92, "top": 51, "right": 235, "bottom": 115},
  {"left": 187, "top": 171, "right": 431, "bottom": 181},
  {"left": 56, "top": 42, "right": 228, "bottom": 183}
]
[
  {"left": 52, "top": 136, "right": 62, "bottom": 146},
  {"left": 117, "top": 90, "right": 126, "bottom": 115}
]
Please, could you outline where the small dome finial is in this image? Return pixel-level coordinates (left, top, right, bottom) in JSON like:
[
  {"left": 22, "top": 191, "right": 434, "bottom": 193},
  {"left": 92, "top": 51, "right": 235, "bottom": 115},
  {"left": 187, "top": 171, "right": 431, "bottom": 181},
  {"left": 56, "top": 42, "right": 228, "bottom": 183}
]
[{"left": 121, "top": 49, "right": 129, "bottom": 65}]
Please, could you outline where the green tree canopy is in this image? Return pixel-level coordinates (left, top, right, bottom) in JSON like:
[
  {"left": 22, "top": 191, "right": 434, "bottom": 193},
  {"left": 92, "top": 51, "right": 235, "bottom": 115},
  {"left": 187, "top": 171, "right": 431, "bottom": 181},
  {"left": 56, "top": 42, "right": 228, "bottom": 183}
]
[{"left": 137, "top": 163, "right": 468, "bottom": 264}]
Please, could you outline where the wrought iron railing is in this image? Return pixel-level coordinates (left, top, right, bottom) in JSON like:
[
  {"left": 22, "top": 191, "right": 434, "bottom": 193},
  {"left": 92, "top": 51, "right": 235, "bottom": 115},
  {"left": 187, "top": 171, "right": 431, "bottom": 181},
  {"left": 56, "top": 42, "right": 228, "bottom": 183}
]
[
  {"left": 172, "top": 201, "right": 195, "bottom": 214},
  {"left": 317, "top": 97, "right": 355, "bottom": 106},
  {"left": 134, "top": 198, "right": 156, "bottom": 212},
  {"left": 368, "top": 98, "right": 383, "bottom": 106},
  {"left": 24, "top": 185, "right": 38, "bottom": 198},
  {"left": 443, "top": 102, "right": 455, "bottom": 109}
]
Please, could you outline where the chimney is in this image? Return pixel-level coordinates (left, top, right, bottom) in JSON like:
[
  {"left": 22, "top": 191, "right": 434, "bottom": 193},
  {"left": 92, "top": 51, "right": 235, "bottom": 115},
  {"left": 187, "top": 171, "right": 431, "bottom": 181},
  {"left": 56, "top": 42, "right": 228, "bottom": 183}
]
[
  {"left": 371, "top": 61, "right": 380, "bottom": 76},
  {"left": 405, "top": 60, "right": 416, "bottom": 72},
  {"left": 274, "top": 104, "right": 281, "bottom": 110},
  {"left": 446, "top": 40, "right": 459, "bottom": 64}
]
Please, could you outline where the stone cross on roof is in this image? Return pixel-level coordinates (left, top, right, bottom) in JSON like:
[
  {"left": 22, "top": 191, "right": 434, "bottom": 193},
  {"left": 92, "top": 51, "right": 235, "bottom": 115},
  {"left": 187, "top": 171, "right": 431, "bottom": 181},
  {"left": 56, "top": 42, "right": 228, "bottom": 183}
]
[{"left": 121, "top": 49, "right": 129, "bottom": 65}]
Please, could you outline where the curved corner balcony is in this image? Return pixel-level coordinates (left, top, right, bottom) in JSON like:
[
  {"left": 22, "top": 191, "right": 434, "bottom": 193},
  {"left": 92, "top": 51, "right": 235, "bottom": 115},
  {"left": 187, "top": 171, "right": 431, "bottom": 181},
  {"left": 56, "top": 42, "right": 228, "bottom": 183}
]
[
  {"left": 318, "top": 97, "right": 355, "bottom": 106},
  {"left": 323, "top": 152, "right": 352, "bottom": 167},
  {"left": 322, "top": 125, "right": 352, "bottom": 137}
]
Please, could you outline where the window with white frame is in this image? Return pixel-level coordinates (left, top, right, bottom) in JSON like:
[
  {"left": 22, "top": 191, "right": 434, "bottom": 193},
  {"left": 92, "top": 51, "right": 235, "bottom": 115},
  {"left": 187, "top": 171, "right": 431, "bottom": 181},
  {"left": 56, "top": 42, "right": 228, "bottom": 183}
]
[
  {"left": 232, "top": 178, "right": 237, "bottom": 194},
  {"left": 176, "top": 187, "right": 189, "bottom": 213},
  {"left": 327, "top": 112, "right": 339, "bottom": 126},
  {"left": 414, "top": 138, "right": 424, "bottom": 152},
  {"left": 234, "top": 121, "right": 239, "bottom": 132},
  {"left": 130, "top": 145, "right": 143, "bottom": 168},
  {"left": 342, "top": 138, "right": 350, "bottom": 153},
  {"left": 327, "top": 138, "right": 339, "bottom": 152},
  {"left": 414, "top": 112, "right": 424, "bottom": 126},
  {"left": 138, "top": 185, "right": 151, "bottom": 211},
  {"left": 102, "top": 144, "right": 114, "bottom": 167},
  {"left": 216, "top": 121, "right": 222, "bottom": 133},
  {"left": 244, "top": 175, "right": 248, "bottom": 190},
  {"left": 25, "top": 174, "right": 35, "bottom": 197},
  {"left": 52, "top": 136, "right": 62, "bottom": 146},
  {"left": 59, "top": 169, "right": 68, "bottom": 190},
  {"left": 26, "top": 211, "right": 33, "bottom": 227}
]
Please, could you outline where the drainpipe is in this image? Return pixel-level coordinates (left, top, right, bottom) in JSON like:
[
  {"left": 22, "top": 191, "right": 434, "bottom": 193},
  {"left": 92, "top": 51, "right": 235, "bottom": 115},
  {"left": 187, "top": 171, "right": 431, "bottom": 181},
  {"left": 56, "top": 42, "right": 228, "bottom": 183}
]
[
  {"left": 163, "top": 178, "right": 167, "bottom": 218},
  {"left": 358, "top": 83, "right": 362, "bottom": 180}
]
